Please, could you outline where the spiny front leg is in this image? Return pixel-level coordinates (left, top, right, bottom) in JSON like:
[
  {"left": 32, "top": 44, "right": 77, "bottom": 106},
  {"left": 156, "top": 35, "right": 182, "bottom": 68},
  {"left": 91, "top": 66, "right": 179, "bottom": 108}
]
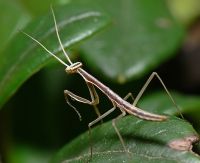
[{"left": 64, "top": 82, "right": 100, "bottom": 120}]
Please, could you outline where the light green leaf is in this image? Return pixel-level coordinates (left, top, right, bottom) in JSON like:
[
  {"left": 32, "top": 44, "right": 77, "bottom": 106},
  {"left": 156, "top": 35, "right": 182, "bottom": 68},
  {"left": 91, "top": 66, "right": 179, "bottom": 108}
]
[
  {"left": 0, "top": 0, "right": 29, "bottom": 51},
  {"left": 0, "top": 4, "right": 110, "bottom": 108}
]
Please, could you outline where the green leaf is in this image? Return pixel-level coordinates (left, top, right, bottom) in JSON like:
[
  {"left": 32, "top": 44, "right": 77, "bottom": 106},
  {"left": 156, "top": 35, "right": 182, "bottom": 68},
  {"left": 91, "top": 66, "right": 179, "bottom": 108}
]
[
  {"left": 0, "top": 0, "right": 29, "bottom": 51},
  {"left": 51, "top": 116, "right": 199, "bottom": 163},
  {"left": 138, "top": 91, "right": 200, "bottom": 115},
  {"left": 78, "top": 0, "right": 184, "bottom": 83},
  {"left": 51, "top": 91, "right": 200, "bottom": 162},
  {"left": 0, "top": 4, "right": 110, "bottom": 108},
  {"left": 167, "top": 0, "right": 200, "bottom": 25},
  {"left": 8, "top": 144, "right": 51, "bottom": 163}
]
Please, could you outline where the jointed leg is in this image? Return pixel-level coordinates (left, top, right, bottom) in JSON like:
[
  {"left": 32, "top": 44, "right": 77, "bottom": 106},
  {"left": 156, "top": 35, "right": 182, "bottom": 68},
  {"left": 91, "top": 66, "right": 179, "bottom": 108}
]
[
  {"left": 87, "top": 93, "right": 134, "bottom": 158},
  {"left": 88, "top": 102, "right": 117, "bottom": 158},
  {"left": 123, "top": 92, "right": 134, "bottom": 102},
  {"left": 64, "top": 82, "right": 100, "bottom": 120},
  {"left": 84, "top": 82, "right": 102, "bottom": 119},
  {"left": 133, "top": 72, "right": 183, "bottom": 118},
  {"left": 111, "top": 93, "right": 135, "bottom": 156},
  {"left": 112, "top": 109, "right": 127, "bottom": 153}
]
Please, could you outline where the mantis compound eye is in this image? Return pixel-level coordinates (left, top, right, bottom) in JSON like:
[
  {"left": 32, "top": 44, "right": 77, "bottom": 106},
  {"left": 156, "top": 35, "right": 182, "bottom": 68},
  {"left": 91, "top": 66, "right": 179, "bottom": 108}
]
[{"left": 65, "top": 62, "right": 83, "bottom": 74}]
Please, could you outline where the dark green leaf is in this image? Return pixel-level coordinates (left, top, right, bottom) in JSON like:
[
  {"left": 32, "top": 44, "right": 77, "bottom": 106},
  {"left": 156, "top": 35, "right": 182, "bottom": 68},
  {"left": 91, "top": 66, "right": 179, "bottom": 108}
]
[
  {"left": 78, "top": 0, "right": 184, "bottom": 83},
  {"left": 51, "top": 91, "right": 200, "bottom": 162},
  {"left": 138, "top": 91, "right": 200, "bottom": 115},
  {"left": 51, "top": 116, "right": 199, "bottom": 163},
  {"left": 0, "top": 4, "right": 110, "bottom": 108},
  {"left": 8, "top": 144, "right": 51, "bottom": 163}
]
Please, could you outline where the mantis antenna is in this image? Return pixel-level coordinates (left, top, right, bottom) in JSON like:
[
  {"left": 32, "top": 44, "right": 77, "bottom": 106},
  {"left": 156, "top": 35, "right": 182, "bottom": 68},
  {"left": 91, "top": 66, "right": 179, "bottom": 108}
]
[
  {"left": 20, "top": 7, "right": 83, "bottom": 120},
  {"left": 22, "top": 6, "right": 182, "bottom": 159},
  {"left": 21, "top": 30, "right": 69, "bottom": 67},
  {"left": 50, "top": 5, "right": 73, "bottom": 65}
]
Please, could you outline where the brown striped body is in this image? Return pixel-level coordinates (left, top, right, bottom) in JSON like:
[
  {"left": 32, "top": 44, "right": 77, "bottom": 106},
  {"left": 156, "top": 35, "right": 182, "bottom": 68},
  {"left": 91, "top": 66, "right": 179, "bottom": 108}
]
[{"left": 77, "top": 68, "right": 167, "bottom": 121}]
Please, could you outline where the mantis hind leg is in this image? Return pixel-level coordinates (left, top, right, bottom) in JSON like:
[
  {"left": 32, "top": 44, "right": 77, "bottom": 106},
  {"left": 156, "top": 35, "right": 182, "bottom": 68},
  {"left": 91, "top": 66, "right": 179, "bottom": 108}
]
[{"left": 133, "top": 72, "right": 183, "bottom": 118}]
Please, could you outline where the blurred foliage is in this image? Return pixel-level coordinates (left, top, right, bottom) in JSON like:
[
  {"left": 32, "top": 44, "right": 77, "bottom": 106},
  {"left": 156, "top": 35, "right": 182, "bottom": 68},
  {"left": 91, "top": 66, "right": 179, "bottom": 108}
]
[
  {"left": 1, "top": 0, "right": 200, "bottom": 163},
  {"left": 79, "top": 0, "right": 184, "bottom": 83},
  {"left": 0, "top": 3, "right": 110, "bottom": 109},
  {"left": 167, "top": 0, "right": 200, "bottom": 25}
]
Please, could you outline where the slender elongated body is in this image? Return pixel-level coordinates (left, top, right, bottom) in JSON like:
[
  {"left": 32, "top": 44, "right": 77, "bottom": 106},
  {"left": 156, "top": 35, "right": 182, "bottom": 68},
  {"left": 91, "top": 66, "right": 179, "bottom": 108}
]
[
  {"left": 22, "top": 6, "right": 179, "bottom": 158},
  {"left": 21, "top": 29, "right": 167, "bottom": 121},
  {"left": 76, "top": 68, "right": 166, "bottom": 121}
]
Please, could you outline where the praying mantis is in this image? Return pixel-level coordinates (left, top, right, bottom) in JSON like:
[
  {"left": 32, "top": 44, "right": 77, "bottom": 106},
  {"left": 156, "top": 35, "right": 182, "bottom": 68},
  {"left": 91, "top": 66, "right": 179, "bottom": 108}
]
[{"left": 22, "top": 6, "right": 181, "bottom": 158}]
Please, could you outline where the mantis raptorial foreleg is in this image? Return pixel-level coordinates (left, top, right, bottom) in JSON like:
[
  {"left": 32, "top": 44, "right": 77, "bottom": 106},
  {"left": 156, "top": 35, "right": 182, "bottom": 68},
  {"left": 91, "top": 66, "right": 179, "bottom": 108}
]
[
  {"left": 23, "top": 7, "right": 180, "bottom": 161},
  {"left": 64, "top": 82, "right": 100, "bottom": 120}
]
